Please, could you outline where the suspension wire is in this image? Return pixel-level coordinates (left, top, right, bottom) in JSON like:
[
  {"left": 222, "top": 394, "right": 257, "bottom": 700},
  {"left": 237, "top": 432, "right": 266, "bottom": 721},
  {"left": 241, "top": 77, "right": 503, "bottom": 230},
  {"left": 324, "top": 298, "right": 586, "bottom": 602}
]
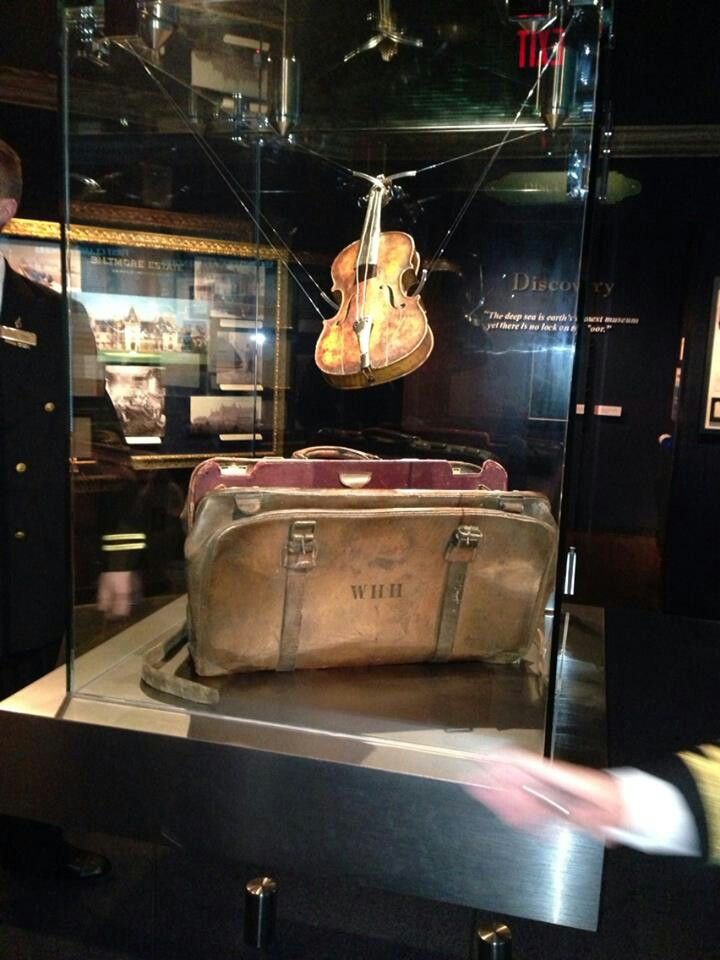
[
  {"left": 117, "top": 13, "right": 576, "bottom": 316},
  {"left": 424, "top": 13, "right": 579, "bottom": 275},
  {"left": 119, "top": 33, "right": 543, "bottom": 187},
  {"left": 282, "top": 127, "right": 540, "bottom": 184},
  {"left": 123, "top": 36, "right": 545, "bottom": 189},
  {"left": 118, "top": 41, "right": 336, "bottom": 321},
  {"left": 409, "top": 129, "right": 542, "bottom": 176},
  {"left": 275, "top": 136, "right": 359, "bottom": 178}
]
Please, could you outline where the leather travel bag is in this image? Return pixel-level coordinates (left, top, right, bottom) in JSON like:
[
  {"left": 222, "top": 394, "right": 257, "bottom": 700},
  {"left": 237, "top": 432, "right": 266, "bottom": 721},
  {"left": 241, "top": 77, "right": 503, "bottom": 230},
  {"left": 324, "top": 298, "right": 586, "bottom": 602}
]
[{"left": 182, "top": 449, "right": 558, "bottom": 679}]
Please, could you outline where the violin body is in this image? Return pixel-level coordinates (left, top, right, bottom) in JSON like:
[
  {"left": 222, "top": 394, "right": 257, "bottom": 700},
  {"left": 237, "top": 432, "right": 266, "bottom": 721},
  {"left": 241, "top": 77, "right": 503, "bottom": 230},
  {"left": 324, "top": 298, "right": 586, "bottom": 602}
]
[{"left": 315, "top": 230, "right": 433, "bottom": 389}]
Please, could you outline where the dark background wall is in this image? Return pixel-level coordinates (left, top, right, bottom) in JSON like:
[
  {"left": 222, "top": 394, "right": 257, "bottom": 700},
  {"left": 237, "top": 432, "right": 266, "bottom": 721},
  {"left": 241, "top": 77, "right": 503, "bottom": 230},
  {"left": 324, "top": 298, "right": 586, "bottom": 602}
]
[
  {"left": 663, "top": 228, "right": 720, "bottom": 617},
  {"left": 565, "top": 1, "right": 720, "bottom": 617},
  {"left": 610, "top": 0, "right": 720, "bottom": 126},
  {"left": 571, "top": 194, "right": 691, "bottom": 535},
  {"left": 0, "top": 0, "right": 60, "bottom": 220},
  {"left": 0, "top": 0, "right": 58, "bottom": 72},
  {"left": 0, "top": 103, "right": 59, "bottom": 219}
]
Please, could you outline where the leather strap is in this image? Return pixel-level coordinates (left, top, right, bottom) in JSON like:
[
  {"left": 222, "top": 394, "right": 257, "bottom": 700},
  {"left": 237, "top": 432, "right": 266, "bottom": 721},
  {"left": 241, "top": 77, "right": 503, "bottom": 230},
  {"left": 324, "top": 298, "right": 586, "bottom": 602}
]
[
  {"left": 141, "top": 630, "right": 220, "bottom": 705},
  {"left": 434, "top": 525, "right": 483, "bottom": 662},
  {"left": 277, "top": 521, "right": 318, "bottom": 671}
]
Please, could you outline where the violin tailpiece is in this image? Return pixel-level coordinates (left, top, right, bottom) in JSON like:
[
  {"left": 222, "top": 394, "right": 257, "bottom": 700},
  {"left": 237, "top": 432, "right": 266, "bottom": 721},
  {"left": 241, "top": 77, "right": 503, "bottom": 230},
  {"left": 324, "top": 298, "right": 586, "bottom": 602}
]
[{"left": 352, "top": 315, "right": 374, "bottom": 375}]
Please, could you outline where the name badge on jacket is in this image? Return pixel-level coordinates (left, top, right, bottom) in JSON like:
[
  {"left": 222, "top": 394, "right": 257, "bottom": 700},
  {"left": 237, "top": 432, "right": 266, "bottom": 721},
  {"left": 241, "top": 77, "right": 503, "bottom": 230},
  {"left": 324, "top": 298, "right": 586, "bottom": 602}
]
[{"left": 0, "top": 324, "right": 38, "bottom": 349}]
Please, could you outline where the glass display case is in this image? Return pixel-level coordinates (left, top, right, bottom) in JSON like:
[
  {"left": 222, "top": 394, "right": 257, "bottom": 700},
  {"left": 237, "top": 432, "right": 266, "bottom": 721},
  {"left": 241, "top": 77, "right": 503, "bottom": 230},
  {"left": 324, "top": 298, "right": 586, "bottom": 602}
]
[
  {"left": 53, "top": 0, "right": 601, "bottom": 725},
  {"left": 0, "top": 0, "right": 609, "bottom": 932}
]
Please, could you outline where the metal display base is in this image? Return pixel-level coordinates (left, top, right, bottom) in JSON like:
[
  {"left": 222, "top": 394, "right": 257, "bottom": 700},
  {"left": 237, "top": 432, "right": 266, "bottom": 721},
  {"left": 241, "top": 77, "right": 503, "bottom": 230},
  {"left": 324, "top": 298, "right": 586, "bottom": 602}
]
[{"left": 0, "top": 602, "right": 606, "bottom": 931}]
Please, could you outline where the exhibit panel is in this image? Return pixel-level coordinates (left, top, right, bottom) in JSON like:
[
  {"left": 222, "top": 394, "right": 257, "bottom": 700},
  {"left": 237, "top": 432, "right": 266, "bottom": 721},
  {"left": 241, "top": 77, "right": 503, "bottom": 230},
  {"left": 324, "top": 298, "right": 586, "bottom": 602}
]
[{"left": 0, "top": 0, "right": 608, "bottom": 932}]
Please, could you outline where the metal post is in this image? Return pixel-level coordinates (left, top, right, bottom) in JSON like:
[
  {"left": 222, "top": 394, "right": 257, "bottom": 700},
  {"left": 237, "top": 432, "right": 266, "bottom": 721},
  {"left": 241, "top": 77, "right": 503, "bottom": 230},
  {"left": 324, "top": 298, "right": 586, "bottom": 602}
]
[
  {"left": 244, "top": 876, "right": 278, "bottom": 951},
  {"left": 471, "top": 920, "right": 513, "bottom": 959}
]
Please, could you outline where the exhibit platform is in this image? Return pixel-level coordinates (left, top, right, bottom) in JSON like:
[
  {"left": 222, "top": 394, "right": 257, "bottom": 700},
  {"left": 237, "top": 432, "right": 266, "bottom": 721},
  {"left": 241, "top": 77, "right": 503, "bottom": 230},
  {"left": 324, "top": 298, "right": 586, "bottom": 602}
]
[{"left": 0, "top": 601, "right": 606, "bottom": 931}]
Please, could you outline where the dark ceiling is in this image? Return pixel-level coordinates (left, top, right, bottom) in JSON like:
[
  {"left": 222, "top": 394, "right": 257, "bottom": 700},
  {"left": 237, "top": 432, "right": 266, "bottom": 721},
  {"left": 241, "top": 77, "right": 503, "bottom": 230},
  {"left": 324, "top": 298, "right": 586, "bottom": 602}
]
[{"left": 1, "top": 0, "right": 719, "bottom": 125}]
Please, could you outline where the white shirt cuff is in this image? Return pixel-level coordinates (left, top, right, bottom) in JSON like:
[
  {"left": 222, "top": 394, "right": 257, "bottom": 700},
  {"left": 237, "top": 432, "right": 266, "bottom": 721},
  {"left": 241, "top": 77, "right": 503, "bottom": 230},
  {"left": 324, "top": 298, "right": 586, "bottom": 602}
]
[{"left": 604, "top": 767, "right": 701, "bottom": 856}]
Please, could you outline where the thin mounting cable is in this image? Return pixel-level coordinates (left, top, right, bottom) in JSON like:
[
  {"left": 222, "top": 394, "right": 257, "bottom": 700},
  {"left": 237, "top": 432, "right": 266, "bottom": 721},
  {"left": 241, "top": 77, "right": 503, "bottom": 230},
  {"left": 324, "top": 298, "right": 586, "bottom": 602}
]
[
  {"left": 118, "top": 41, "right": 336, "bottom": 321},
  {"left": 117, "top": 14, "right": 577, "bottom": 317},
  {"left": 280, "top": 127, "right": 541, "bottom": 185},
  {"left": 424, "top": 13, "right": 578, "bottom": 275},
  {"left": 408, "top": 129, "right": 543, "bottom": 177},
  {"left": 281, "top": 137, "right": 359, "bottom": 178}
]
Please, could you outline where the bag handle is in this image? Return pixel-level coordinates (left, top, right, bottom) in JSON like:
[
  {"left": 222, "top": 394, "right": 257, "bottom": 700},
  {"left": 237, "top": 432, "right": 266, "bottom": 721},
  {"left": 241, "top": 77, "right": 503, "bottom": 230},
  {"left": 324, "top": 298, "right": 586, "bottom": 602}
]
[
  {"left": 292, "top": 445, "right": 380, "bottom": 461},
  {"left": 141, "top": 630, "right": 220, "bottom": 705}
]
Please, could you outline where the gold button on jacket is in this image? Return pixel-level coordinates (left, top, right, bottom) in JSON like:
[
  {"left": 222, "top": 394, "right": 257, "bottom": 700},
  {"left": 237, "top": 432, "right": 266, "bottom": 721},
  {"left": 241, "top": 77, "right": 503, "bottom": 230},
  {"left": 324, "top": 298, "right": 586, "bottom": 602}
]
[{"left": 15, "top": 462, "right": 27, "bottom": 473}]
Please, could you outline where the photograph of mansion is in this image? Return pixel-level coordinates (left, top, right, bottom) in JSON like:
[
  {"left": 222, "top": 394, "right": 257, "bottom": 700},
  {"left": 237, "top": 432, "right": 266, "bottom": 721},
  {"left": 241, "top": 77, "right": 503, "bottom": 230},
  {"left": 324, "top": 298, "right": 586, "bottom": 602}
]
[{"left": 91, "top": 305, "right": 182, "bottom": 354}]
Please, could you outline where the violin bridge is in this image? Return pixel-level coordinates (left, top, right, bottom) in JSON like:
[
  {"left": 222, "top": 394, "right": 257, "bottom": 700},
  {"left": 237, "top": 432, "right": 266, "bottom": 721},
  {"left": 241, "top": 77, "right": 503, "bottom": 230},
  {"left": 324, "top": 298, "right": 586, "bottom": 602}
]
[{"left": 353, "top": 316, "right": 374, "bottom": 378}]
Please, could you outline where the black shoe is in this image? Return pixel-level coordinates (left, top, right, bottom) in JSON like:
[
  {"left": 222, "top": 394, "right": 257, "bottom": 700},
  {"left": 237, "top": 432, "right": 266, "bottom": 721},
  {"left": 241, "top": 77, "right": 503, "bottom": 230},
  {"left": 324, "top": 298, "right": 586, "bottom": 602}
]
[{"left": 58, "top": 843, "right": 111, "bottom": 880}]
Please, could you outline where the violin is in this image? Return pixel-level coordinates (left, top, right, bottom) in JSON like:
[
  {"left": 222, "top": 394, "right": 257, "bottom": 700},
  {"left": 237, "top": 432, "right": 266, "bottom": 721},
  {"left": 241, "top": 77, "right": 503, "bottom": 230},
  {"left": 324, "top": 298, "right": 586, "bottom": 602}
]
[{"left": 314, "top": 175, "right": 433, "bottom": 389}]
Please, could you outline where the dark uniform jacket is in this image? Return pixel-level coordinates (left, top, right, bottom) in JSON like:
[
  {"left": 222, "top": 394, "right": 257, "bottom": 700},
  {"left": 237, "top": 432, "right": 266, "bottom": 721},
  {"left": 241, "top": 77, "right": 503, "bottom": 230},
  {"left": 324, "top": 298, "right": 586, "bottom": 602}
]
[
  {"left": 644, "top": 746, "right": 720, "bottom": 864},
  {"left": 0, "top": 263, "right": 71, "bottom": 658},
  {"left": 0, "top": 262, "right": 139, "bottom": 660}
]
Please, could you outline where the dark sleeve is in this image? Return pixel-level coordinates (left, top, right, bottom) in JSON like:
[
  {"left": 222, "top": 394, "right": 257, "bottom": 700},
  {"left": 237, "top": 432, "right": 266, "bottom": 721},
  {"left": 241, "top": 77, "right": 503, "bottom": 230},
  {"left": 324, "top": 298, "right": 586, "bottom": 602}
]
[
  {"left": 71, "top": 299, "right": 147, "bottom": 573},
  {"left": 638, "top": 746, "right": 720, "bottom": 863}
]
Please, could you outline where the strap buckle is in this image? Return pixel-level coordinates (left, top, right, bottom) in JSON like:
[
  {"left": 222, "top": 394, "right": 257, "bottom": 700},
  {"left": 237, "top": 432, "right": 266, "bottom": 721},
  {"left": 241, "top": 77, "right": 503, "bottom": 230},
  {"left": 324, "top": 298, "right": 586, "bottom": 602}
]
[
  {"left": 456, "top": 525, "right": 482, "bottom": 547},
  {"left": 445, "top": 524, "right": 483, "bottom": 562},
  {"left": 284, "top": 520, "right": 318, "bottom": 570}
]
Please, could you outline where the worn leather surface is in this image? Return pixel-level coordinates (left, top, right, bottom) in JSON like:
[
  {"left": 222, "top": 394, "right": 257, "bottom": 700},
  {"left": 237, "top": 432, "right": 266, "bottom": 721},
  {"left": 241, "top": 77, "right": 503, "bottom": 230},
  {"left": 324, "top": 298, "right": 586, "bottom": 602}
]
[
  {"left": 186, "top": 486, "right": 557, "bottom": 676},
  {"left": 186, "top": 455, "right": 508, "bottom": 524}
]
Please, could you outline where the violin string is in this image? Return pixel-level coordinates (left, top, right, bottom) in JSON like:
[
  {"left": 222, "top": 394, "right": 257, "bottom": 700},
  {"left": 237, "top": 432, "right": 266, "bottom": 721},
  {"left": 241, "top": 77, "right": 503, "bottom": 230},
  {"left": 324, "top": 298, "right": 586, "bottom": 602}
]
[
  {"left": 118, "top": 42, "right": 335, "bottom": 321},
  {"left": 365, "top": 188, "right": 380, "bottom": 339},
  {"left": 357, "top": 184, "right": 375, "bottom": 363},
  {"left": 355, "top": 201, "right": 362, "bottom": 366},
  {"left": 424, "top": 14, "right": 579, "bottom": 275}
]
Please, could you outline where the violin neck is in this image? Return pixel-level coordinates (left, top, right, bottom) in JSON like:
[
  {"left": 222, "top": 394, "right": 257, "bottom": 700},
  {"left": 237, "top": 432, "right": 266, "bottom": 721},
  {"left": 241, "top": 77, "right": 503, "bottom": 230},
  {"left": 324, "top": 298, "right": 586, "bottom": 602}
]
[{"left": 357, "top": 182, "right": 385, "bottom": 276}]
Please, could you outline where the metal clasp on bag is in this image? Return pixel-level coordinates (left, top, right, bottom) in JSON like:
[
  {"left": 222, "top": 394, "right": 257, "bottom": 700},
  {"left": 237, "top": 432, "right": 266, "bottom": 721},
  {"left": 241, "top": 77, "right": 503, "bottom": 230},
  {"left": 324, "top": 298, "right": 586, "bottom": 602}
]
[
  {"left": 445, "top": 524, "right": 483, "bottom": 562},
  {"left": 284, "top": 520, "right": 318, "bottom": 570},
  {"left": 339, "top": 472, "right": 372, "bottom": 488},
  {"left": 233, "top": 493, "right": 262, "bottom": 517}
]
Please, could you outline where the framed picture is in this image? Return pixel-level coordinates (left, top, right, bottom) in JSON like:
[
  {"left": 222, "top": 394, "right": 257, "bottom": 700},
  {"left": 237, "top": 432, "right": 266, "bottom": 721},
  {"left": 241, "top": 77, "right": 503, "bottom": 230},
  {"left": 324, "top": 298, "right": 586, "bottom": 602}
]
[
  {"left": 702, "top": 278, "right": 720, "bottom": 434},
  {"left": 106, "top": 364, "right": 167, "bottom": 444},
  {"left": 210, "top": 325, "right": 265, "bottom": 391},
  {"left": 189, "top": 395, "right": 262, "bottom": 439},
  {"left": 0, "top": 217, "right": 288, "bottom": 466},
  {"left": 0, "top": 232, "right": 70, "bottom": 291}
]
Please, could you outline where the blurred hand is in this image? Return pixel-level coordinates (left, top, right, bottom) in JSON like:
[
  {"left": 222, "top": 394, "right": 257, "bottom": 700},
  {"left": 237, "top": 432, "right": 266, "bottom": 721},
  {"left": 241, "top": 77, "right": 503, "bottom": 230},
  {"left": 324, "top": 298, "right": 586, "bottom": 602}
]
[
  {"left": 465, "top": 749, "right": 627, "bottom": 841},
  {"left": 96, "top": 570, "right": 142, "bottom": 620}
]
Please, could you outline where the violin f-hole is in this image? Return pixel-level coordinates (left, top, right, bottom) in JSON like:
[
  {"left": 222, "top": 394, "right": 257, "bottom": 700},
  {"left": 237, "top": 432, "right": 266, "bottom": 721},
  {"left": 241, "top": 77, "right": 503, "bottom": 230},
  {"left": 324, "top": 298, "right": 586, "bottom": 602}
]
[{"left": 380, "top": 284, "right": 404, "bottom": 310}]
